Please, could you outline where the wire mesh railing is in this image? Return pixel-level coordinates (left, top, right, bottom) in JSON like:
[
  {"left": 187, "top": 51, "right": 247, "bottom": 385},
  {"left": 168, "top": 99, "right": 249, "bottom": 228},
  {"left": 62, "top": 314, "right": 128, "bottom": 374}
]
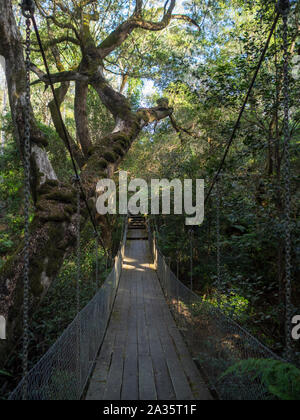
[
  {"left": 148, "top": 225, "right": 286, "bottom": 400},
  {"left": 9, "top": 222, "right": 127, "bottom": 401}
]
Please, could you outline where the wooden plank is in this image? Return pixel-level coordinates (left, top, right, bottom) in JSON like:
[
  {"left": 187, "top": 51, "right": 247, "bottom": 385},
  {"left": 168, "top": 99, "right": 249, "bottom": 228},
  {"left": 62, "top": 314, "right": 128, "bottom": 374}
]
[
  {"left": 86, "top": 237, "right": 211, "bottom": 401},
  {"left": 114, "top": 275, "right": 130, "bottom": 351},
  {"left": 167, "top": 324, "right": 212, "bottom": 400},
  {"left": 148, "top": 272, "right": 194, "bottom": 400},
  {"left": 143, "top": 267, "right": 174, "bottom": 400},
  {"left": 99, "top": 267, "right": 130, "bottom": 400},
  {"left": 136, "top": 273, "right": 150, "bottom": 356},
  {"left": 148, "top": 325, "right": 176, "bottom": 400},
  {"left": 103, "top": 348, "right": 124, "bottom": 400},
  {"left": 159, "top": 326, "right": 194, "bottom": 399},
  {"left": 85, "top": 283, "right": 119, "bottom": 401},
  {"left": 144, "top": 269, "right": 179, "bottom": 401},
  {"left": 139, "top": 354, "right": 157, "bottom": 400},
  {"left": 122, "top": 340, "right": 139, "bottom": 400},
  {"left": 151, "top": 273, "right": 212, "bottom": 400},
  {"left": 85, "top": 327, "right": 116, "bottom": 400},
  {"left": 121, "top": 273, "right": 139, "bottom": 400},
  {"left": 102, "top": 271, "right": 130, "bottom": 400}
]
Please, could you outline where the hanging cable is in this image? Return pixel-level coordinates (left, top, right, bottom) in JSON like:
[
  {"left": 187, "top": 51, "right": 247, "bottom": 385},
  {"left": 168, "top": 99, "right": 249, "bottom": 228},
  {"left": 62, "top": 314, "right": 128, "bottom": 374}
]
[
  {"left": 24, "top": 6, "right": 107, "bottom": 254},
  {"left": 216, "top": 178, "right": 222, "bottom": 307},
  {"left": 176, "top": 251, "right": 180, "bottom": 315},
  {"left": 205, "top": 12, "right": 280, "bottom": 205},
  {"left": 189, "top": 229, "right": 194, "bottom": 291},
  {"left": 278, "top": 0, "right": 293, "bottom": 361},
  {"left": 75, "top": 181, "right": 81, "bottom": 316},
  {"left": 95, "top": 232, "right": 99, "bottom": 292},
  {"left": 21, "top": 0, "right": 34, "bottom": 400},
  {"left": 75, "top": 179, "right": 82, "bottom": 397}
]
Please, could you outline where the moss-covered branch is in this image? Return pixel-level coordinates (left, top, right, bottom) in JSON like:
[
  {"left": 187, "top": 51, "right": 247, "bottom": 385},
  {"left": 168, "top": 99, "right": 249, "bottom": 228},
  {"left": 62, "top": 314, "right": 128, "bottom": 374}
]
[
  {"left": 75, "top": 80, "right": 93, "bottom": 157},
  {"left": 97, "top": 0, "right": 177, "bottom": 58}
]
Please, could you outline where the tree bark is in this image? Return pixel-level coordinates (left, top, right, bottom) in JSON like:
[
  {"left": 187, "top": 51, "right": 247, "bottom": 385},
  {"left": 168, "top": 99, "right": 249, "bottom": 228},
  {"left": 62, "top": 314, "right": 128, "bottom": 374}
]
[
  {"left": 0, "top": 0, "right": 176, "bottom": 366},
  {"left": 75, "top": 80, "right": 92, "bottom": 157},
  {"left": 0, "top": 78, "right": 7, "bottom": 154}
]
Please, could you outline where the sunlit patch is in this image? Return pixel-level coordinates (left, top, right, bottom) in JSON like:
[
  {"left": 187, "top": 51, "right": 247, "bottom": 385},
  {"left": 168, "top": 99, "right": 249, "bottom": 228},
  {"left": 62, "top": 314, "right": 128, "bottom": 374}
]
[
  {"left": 123, "top": 257, "right": 138, "bottom": 265},
  {"left": 202, "top": 292, "right": 249, "bottom": 320}
]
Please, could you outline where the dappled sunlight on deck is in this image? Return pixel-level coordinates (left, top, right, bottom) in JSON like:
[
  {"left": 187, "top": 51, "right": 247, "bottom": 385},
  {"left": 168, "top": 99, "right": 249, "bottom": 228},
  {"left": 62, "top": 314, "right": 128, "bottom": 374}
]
[{"left": 86, "top": 221, "right": 212, "bottom": 401}]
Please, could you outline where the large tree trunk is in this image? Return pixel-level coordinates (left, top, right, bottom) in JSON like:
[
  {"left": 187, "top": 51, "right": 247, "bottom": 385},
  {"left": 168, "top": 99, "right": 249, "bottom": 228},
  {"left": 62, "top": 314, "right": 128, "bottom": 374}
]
[
  {"left": 0, "top": 76, "right": 7, "bottom": 154},
  {"left": 0, "top": 0, "right": 70, "bottom": 364},
  {"left": 0, "top": 0, "right": 174, "bottom": 365}
]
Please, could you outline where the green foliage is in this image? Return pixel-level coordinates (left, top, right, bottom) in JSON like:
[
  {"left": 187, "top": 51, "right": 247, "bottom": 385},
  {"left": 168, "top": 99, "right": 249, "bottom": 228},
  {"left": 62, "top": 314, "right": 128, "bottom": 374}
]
[
  {"left": 36, "top": 122, "right": 72, "bottom": 180},
  {"left": 30, "top": 224, "right": 108, "bottom": 353},
  {"left": 0, "top": 234, "right": 13, "bottom": 254},
  {"left": 1, "top": 0, "right": 299, "bottom": 399},
  {"left": 0, "top": 370, "right": 12, "bottom": 377},
  {"left": 220, "top": 359, "right": 300, "bottom": 400},
  {"left": 121, "top": 0, "right": 300, "bottom": 356},
  {"left": 0, "top": 119, "right": 26, "bottom": 267},
  {"left": 203, "top": 292, "right": 249, "bottom": 321}
]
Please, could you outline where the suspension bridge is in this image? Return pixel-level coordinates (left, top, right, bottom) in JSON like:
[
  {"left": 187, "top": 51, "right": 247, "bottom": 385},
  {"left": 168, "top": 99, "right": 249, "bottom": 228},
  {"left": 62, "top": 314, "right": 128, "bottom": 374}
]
[
  {"left": 5, "top": 0, "right": 296, "bottom": 401},
  {"left": 86, "top": 216, "right": 212, "bottom": 401},
  {"left": 9, "top": 215, "right": 285, "bottom": 400}
]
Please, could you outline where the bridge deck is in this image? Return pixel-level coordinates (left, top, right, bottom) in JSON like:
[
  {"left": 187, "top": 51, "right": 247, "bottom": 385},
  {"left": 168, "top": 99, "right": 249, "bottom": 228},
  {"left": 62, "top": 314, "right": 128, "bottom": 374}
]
[{"left": 85, "top": 233, "right": 212, "bottom": 400}]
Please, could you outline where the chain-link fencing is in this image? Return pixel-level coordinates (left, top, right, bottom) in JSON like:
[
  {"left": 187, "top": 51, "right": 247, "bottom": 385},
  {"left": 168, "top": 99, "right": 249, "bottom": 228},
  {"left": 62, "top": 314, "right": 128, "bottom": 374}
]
[
  {"left": 9, "top": 223, "right": 127, "bottom": 400},
  {"left": 148, "top": 226, "right": 287, "bottom": 400}
]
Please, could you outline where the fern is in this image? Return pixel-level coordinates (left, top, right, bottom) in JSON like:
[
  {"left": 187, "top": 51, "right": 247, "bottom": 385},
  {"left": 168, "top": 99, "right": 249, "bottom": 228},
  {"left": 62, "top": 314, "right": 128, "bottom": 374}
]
[
  {"left": 220, "top": 359, "right": 300, "bottom": 400},
  {"left": 0, "top": 370, "right": 12, "bottom": 377}
]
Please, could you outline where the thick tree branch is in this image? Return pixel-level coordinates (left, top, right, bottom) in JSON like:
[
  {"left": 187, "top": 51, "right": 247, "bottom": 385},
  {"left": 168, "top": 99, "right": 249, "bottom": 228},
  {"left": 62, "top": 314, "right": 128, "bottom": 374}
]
[
  {"left": 48, "top": 82, "right": 86, "bottom": 168},
  {"left": 98, "top": 0, "right": 177, "bottom": 58},
  {"left": 171, "top": 14, "right": 201, "bottom": 31},
  {"left": 135, "top": 0, "right": 143, "bottom": 15},
  {"left": 35, "top": 0, "right": 80, "bottom": 38},
  {"left": 119, "top": 74, "right": 128, "bottom": 94},
  {"left": 90, "top": 69, "right": 133, "bottom": 120},
  {"left": 75, "top": 80, "right": 93, "bottom": 157},
  {"left": 31, "top": 35, "right": 80, "bottom": 50},
  {"left": 30, "top": 69, "right": 89, "bottom": 86},
  {"left": 104, "top": 65, "right": 155, "bottom": 80},
  {"left": 46, "top": 23, "right": 85, "bottom": 168},
  {"left": 98, "top": 6, "right": 201, "bottom": 59},
  {"left": 137, "top": 99, "right": 174, "bottom": 126},
  {"left": 170, "top": 115, "right": 200, "bottom": 143}
]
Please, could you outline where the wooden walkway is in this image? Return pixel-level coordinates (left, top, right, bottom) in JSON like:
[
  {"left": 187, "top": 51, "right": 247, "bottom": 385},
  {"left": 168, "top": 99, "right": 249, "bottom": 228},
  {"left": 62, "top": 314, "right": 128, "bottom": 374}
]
[{"left": 85, "top": 231, "right": 212, "bottom": 401}]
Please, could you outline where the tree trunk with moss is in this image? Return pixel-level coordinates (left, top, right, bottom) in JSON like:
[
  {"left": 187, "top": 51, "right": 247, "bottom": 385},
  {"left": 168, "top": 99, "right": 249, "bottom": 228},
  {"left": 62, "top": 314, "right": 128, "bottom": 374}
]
[{"left": 0, "top": 0, "right": 190, "bottom": 365}]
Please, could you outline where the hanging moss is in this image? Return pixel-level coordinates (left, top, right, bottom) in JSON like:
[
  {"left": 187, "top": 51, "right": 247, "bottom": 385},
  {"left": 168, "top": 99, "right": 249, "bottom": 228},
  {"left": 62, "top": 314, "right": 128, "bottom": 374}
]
[
  {"left": 43, "top": 189, "right": 76, "bottom": 204},
  {"left": 98, "top": 158, "right": 108, "bottom": 169},
  {"left": 113, "top": 145, "right": 125, "bottom": 157},
  {"left": 103, "top": 150, "right": 117, "bottom": 163},
  {"left": 27, "top": 222, "right": 66, "bottom": 297},
  {"left": 99, "top": 30, "right": 121, "bottom": 51},
  {"left": 36, "top": 198, "right": 74, "bottom": 222},
  {"left": 87, "top": 146, "right": 97, "bottom": 157}
]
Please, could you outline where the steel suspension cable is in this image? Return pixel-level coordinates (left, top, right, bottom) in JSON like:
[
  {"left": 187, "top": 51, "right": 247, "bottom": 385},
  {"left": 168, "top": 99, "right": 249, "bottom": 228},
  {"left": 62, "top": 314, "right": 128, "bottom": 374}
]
[
  {"left": 75, "top": 180, "right": 82, "bottom": 397},
  {"left": 216, "top": 178, "right": 222, "bottom": 306},
  {"left": 21, "top": 2, "right": 34, "bottom": 400},
  {"left": 205, "top": 12, "right": 281, "bottom": 205},
  {"left": 280, "top": 1, "right": 293, "bottom": 361},
  {"left": 189, "top": 230, "right": 194, "bottom": 291},
  {"left": 95, "top": 233, "right": 99, "bottom": 291}
]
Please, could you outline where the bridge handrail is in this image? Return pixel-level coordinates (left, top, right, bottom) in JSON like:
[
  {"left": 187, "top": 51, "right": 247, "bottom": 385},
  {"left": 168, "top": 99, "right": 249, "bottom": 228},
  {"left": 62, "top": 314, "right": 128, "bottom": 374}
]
[
  {"left": 9, "top": 219, "right": 128, "bottom": 400},
  {"left": 147, "top": 223, "right": 287, "bottom": 400}
]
